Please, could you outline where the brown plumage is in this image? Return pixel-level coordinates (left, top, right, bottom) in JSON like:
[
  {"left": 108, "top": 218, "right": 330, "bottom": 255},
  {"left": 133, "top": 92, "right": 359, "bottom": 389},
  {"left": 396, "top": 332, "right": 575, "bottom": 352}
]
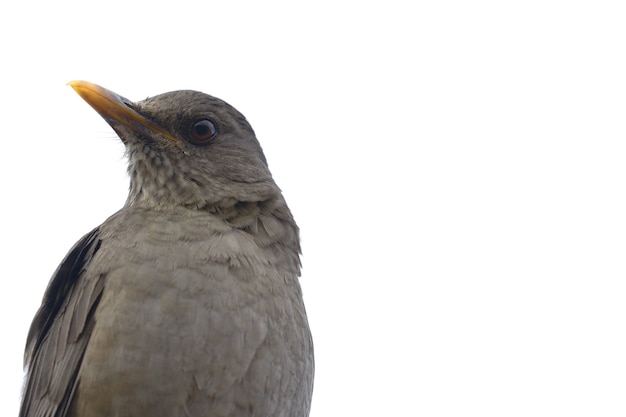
[{"left": 20, "top": 81, "right": 313, "bottom": 417}]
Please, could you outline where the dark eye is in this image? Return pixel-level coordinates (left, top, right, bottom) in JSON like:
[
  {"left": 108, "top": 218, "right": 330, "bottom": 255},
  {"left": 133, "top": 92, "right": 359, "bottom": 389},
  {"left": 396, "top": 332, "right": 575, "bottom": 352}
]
[{"left": 189, "top": 119, "right": 218, "bottom": 144}]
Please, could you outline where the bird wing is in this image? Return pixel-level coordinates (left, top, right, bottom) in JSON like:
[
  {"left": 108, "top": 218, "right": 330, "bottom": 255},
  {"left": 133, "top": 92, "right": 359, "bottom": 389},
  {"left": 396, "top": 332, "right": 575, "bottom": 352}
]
[{"left": 20, "top": 228, "right": 104, "bottom": 417}]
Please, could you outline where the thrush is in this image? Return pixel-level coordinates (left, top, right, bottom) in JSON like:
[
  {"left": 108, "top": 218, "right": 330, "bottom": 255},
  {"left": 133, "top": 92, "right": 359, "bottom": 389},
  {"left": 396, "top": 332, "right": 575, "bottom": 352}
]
[{"left": 19, "top": 81, "right": 314, "bottom": 417}]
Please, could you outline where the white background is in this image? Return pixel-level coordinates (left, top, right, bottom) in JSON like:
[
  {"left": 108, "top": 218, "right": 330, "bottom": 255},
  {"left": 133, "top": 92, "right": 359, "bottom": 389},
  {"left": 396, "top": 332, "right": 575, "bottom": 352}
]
[{"left": 2, "top": 1, "right": 626, "bottom": 416}]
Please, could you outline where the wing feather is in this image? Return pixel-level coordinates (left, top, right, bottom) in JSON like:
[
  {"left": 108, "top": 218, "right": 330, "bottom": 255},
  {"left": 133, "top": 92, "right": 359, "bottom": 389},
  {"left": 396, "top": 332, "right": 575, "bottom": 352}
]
[{"left": 20, "top": 228, "right": 103, "bottom": 417}]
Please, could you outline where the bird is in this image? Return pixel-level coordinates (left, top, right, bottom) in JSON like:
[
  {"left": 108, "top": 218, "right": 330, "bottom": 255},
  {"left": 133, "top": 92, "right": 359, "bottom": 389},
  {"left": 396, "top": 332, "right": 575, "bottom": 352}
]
[{"left": 19, "top": 81, "right": 314, "bottom": 417}]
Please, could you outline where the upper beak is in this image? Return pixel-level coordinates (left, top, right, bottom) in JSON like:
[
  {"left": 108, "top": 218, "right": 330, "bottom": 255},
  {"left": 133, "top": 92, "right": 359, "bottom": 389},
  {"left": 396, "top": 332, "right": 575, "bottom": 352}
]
[{"left": 67, "top": 80, "right": 177, "bottom": 143}]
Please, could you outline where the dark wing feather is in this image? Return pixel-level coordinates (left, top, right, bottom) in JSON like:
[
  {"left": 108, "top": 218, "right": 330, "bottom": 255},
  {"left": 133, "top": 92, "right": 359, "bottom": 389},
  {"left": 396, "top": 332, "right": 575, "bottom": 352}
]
[{"left": 20, "top": 228, "right": 104, "bottom": 417}]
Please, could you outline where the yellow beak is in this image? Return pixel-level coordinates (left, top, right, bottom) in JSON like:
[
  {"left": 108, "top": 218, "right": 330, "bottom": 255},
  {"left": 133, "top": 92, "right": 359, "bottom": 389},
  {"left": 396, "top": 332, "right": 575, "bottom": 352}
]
[{"left": 68, "top": 80, "right": 177, "bottom": 143}]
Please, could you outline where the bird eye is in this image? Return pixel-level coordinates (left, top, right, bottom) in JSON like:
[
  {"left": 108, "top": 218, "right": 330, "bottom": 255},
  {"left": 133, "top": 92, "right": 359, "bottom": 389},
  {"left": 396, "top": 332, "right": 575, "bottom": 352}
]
[{"left": 189, "top": 119, "right": 218, "bottom": 144}]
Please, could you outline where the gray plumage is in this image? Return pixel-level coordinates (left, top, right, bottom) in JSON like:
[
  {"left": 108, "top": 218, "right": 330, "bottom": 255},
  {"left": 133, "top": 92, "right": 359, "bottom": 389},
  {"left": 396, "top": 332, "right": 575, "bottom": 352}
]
[{"left": 19, "top": 81, "right": 313, "bottom": 417}]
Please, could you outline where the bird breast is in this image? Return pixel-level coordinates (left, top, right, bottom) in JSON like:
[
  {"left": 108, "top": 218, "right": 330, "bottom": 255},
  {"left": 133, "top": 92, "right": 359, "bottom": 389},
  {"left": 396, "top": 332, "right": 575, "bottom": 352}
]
[{"left": 70, "top": 207, "right": 312, "bottom": 417}]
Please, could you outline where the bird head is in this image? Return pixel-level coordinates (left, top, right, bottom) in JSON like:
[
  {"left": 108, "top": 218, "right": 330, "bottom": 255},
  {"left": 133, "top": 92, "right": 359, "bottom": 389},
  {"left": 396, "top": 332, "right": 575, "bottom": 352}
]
[{"left": 68, "top": 81, "right": 281, "bottom": 212}]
